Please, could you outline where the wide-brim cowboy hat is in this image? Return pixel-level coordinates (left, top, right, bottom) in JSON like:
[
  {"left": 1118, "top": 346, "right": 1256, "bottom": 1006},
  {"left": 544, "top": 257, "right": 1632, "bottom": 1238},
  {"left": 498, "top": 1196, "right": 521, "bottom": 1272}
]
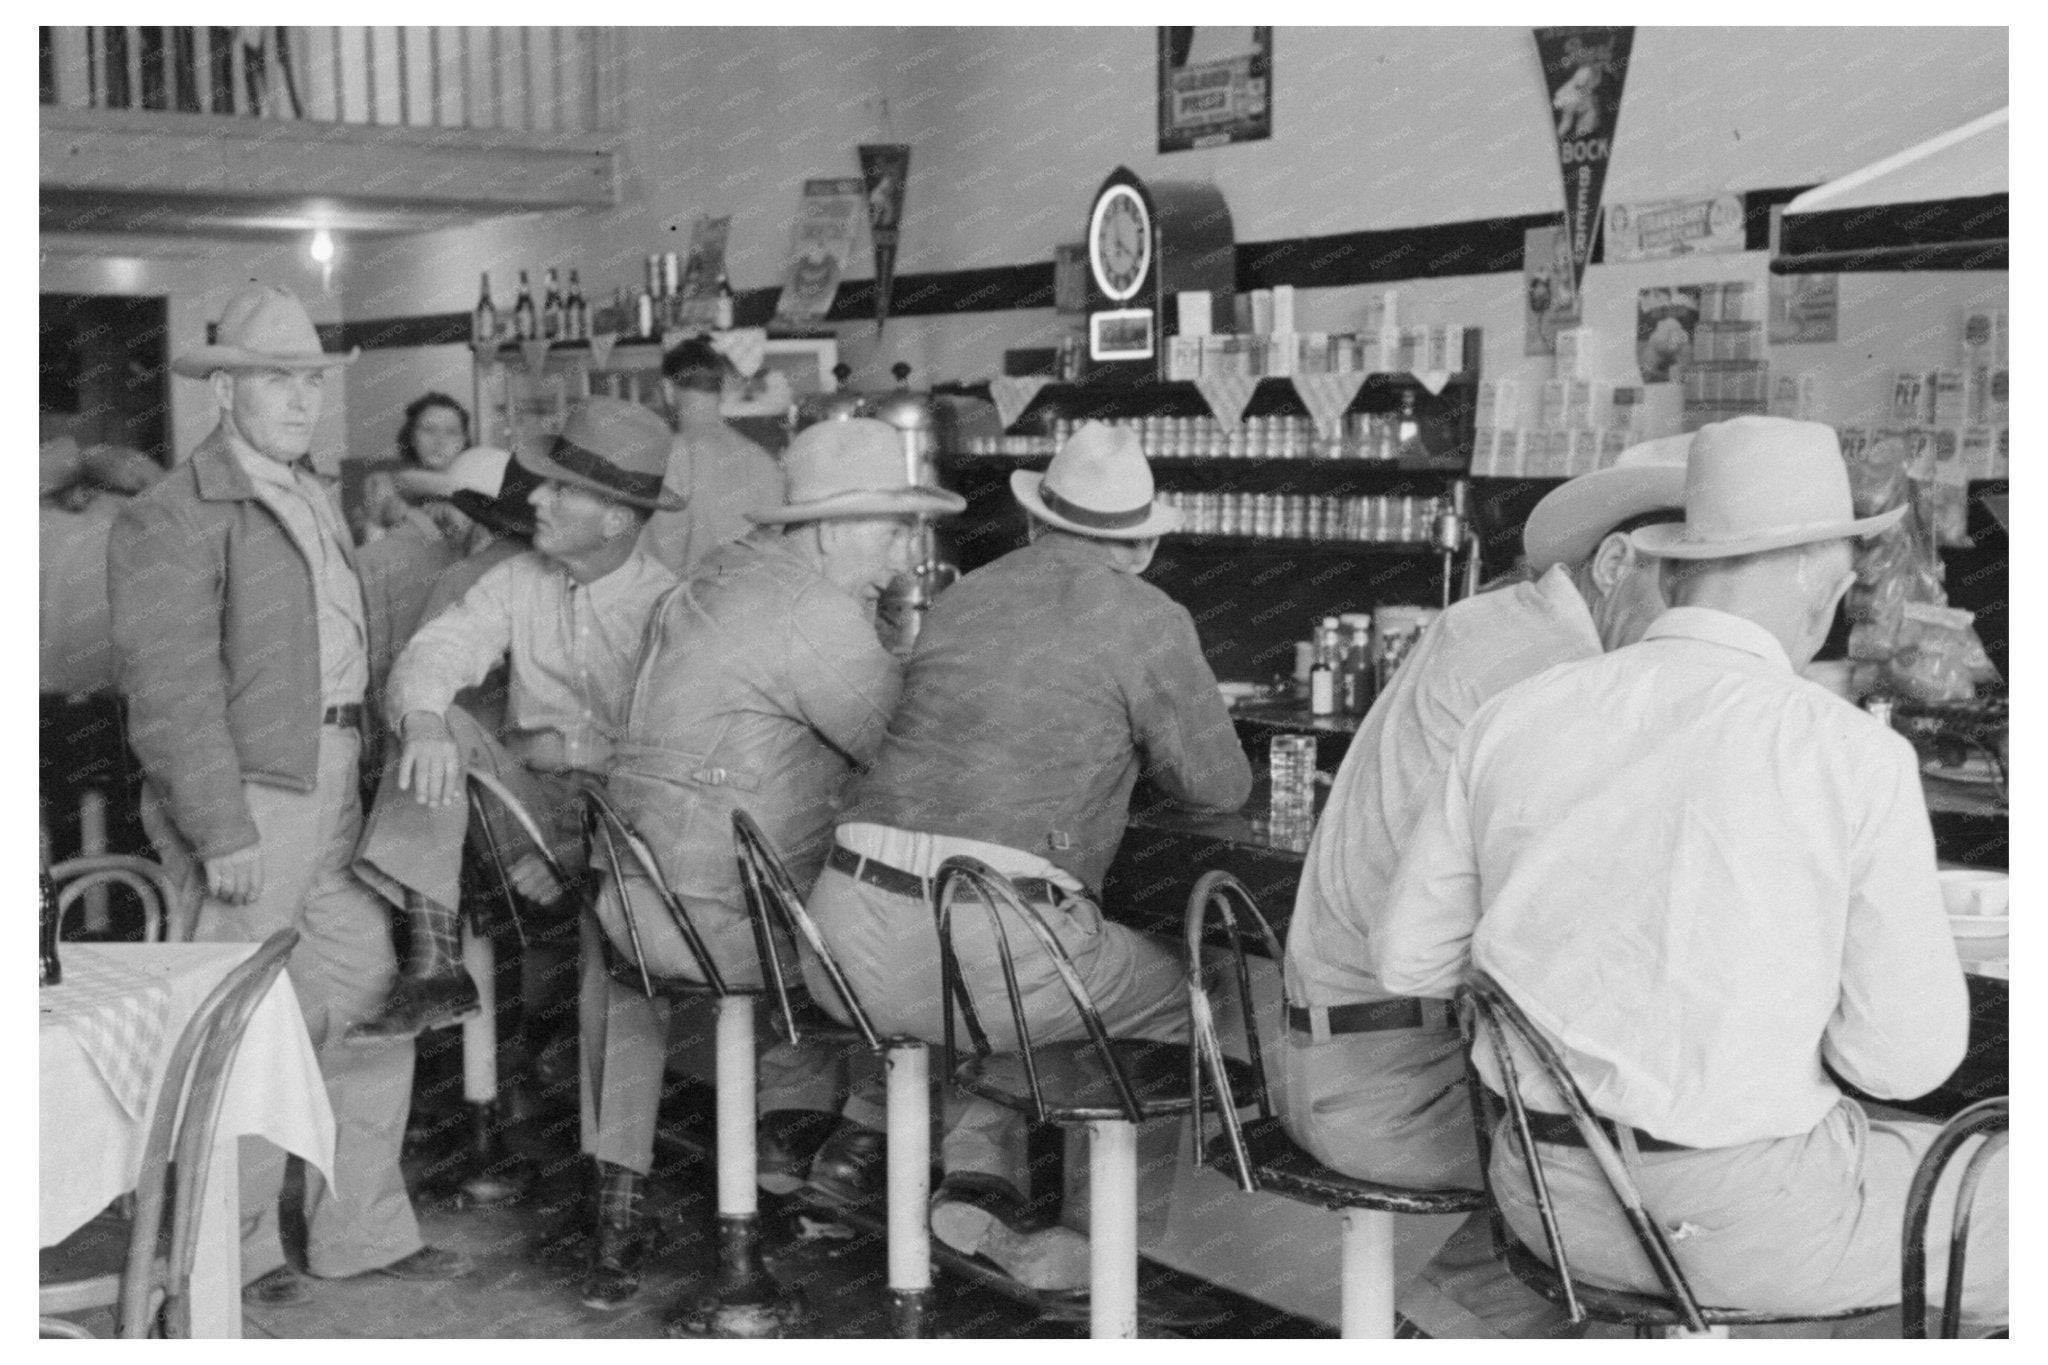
[
  {"left": 1630, "top": 416, "right": 1905, "bottom": 560},
  {"left": 748, "top": 417, "right": 966, "bottom": 525},
  {"left": 515, "top": 395, "right": 684, "bottom": 513},
  {"left": 1010, "top": 421, "right": 1181, "bottom": 541},
  {"left": 171, "top": 284, "right": 360, "bottom": 378},
  {"left": 395, "top": 445, "right": 537, "bottom": 538},
  {"left": 1522, "top": 433, "right": 1690, "bottom": 570}
]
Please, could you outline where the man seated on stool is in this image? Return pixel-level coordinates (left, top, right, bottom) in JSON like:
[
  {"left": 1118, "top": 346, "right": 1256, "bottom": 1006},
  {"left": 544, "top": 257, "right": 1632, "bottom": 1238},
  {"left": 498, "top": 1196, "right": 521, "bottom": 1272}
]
[
  {"left": 1378, "top": 417, "right": 2005, "bottom": 1325},
  {"left": 579, "top": 417, "right": 966, "bottom": 1312},
  {"left": 806, "top": 422, "right": 1252, "bottom": 1293},
  {"left": 1282, "top": 436, "right": 1686, "bottom": 1338},
  {"left": 351, "top": 396, "right": 679, "bottom": 1036}
]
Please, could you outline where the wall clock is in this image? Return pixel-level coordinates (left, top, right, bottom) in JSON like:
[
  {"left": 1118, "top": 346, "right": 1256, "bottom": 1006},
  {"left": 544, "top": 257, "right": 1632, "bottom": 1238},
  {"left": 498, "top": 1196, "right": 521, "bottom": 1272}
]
[
  {"left": 1089, "top": 182, "right": 1153, "bottom": 303},
  {"left": 1082, "top": 167, "right": 1236, "bottom": 377}
]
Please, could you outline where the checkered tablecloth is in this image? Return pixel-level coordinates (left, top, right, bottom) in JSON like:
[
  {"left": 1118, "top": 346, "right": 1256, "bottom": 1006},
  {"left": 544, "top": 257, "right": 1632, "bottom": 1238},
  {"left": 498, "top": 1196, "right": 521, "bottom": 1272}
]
[{"left": 38, "top": 949, "right": 175, "bottom": 1121}]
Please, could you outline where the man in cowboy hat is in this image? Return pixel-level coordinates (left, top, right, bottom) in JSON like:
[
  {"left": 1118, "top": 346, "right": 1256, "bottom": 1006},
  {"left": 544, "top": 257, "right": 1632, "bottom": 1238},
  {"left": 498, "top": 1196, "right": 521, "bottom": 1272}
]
[
  {"left": 1280, "top": 434, "right": 1688, "bottom": 1337},
  {"left": 1379, "top": 416, "right": 2004, "bottom": 1323},
  {"left": 351, "top": 396, "right": 679, "bottom": 1038},
  {"left": 565, "top": 417, "right": 965, "bottom": 1313},
  {"left": 805, "top": 420, "right": 1251, "bottom": 1293},
  {"left": 640, "top": 334, "right": 785, "bottom": 577},
  {"left": 108, "top": 284, "right": 469, "bottom": 1303}
]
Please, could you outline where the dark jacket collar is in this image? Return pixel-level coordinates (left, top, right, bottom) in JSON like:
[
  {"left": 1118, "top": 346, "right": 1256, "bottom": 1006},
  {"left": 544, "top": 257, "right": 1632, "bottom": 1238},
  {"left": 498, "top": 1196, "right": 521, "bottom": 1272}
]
[{"left": 189, "top": 425, "right": 261, "bottom": 503}]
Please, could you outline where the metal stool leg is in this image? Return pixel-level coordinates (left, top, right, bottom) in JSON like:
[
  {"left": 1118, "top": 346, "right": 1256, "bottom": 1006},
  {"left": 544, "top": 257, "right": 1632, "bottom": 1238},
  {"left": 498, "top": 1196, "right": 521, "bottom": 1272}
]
[
  {"left": 671, "top": 994, "right": 802, "bottom": 1338},
  {"left": 456, "top": 921, "right": 531, "bottom": 1204},
  {"left": 886, "top": 1041, "right": 932, "bottom": 1337},
  {"left": 1338, "top": 1207, "right": 1396, "bottom": 1338},
  {"left": 1088, "top": 1119, "right": 1140, "bottom": 1339}
]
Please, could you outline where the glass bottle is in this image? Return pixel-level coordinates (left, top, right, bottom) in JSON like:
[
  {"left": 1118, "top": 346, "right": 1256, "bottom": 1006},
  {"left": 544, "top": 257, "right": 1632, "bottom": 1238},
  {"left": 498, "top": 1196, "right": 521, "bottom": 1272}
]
[
  {"left": 513, "top": 270, "right": 537, "bottom": 341},
  {"left": 541, "top": 267, "right": 564, "bottom": 341},
  {"left": 565, "top": 269, "right": 587, "bottom": 340},
  {"left": 40, "top": 867, "right": 61, "bottom": 987},
  {"left": 1395, "top": 389, "right": 1429, "bottom": 464},
  {"left": 471, "top": 272, "right": 497, "bottom": 347},
  {"left": 1309, "top": 617, "right": 1340, "bottom": 716},
  {"left": 715, "top": 272, "right": 735, "bottom": 330}
]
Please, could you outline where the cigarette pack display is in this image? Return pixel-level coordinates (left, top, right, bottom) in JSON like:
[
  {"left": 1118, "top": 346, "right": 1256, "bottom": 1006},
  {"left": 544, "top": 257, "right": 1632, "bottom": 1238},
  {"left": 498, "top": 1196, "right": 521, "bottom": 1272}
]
[
  {"left": 1696, "top": 283, "right": 1723, "bottom": 324},
  {"left": 1990, "top": 369, "right": 2008, "bottom": 426},
  {"left": 1567, "top": 428, "right": 1601, "bottom": 475},
  {"left": 1201, "top": 336, "right": 1230, "bottom": 376},
  {"left": 1166, "top": 335, "right": 1203, "bottom": 381},
  {"left": 1929, "top": 370, "right": 1967, "bottom": 429},
  {"left": 1272, "top": 285, "right": 1296, "bottom": 337},
  {"left": 1891, "top": 373, "right": 1928, "bottom": 425},
  {"left": 1721, "top": 282, "right": 1753, "bottom": 322},
  {"left": 1994, "top": 427, "right": 2008, "bottom": 478},
  {"left": 1961, "top": 427, "right": 1995, "bottom": 480},
  {"left": 1960, "top": 308, "right": 1996, "bottom": 365},
  {"left": 1770, "top": 372, "right": 1817, "bottom": 421},
  {"left": 1250, "top": 289, "right": 1275, "bottom": 335},
  {"left": 1176, "top": 291, "right": 1213, "bottom": 338},
  {"left": 1267, "top": 334, "right": 1297, "bottom": 377},
  {"left": 1362, "top": 288, "right": 1399, "bottom": 336},
  {"left": 1554, "top": 326, "right": 1595, "bottom": 379},
  {"left": 1963, "top": 365, "right": 1991, "bottom": 427}
]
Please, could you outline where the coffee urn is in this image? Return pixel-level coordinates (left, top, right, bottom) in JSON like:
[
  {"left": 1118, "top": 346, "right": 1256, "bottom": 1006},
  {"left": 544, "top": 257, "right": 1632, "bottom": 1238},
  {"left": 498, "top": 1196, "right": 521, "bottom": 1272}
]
[{"left": 868, "top": 364, "right": 960, "bottom": 654}]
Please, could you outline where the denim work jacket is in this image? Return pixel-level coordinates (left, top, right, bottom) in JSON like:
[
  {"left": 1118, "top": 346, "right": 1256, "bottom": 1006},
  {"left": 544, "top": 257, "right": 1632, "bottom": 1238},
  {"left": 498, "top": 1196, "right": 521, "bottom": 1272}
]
[
  {"left": 608, "top": 532, "right": 903, "bottom": 910},
  {"left": 843, "top": 533, "right": 1252, "bottom": 894}
]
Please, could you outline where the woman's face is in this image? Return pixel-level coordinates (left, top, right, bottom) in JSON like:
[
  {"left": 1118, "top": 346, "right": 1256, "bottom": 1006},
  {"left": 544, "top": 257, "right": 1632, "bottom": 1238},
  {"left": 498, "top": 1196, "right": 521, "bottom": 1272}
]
[{"left": 410, "top": 405, "right": 468, "bottom": 471}]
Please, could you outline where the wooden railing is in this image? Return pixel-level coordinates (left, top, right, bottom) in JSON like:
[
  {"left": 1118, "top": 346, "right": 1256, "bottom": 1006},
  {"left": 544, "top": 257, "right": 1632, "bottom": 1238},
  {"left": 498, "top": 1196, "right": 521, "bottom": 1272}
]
[{"left": 39, "top": 26, "right": 615, "bottom": 134}]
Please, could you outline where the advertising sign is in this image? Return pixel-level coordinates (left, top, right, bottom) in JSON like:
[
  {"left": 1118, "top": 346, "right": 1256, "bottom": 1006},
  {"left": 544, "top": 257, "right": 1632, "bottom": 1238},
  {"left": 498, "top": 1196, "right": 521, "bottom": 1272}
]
[{"left": 1533, "top": 26, "right": 1635, "bottom": 291}]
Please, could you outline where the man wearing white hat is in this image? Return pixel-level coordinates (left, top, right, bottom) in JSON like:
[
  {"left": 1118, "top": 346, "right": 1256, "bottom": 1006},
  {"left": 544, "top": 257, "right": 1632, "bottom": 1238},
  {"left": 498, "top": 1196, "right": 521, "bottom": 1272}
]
[
  {"left": 570, "top": 417, "right": 965, "bottom": 1313},
  {"left": 806, "top": 421, "right": 1252, "bottom": 1293},
  {"left": 353, "top": 397, "right": 680, "bottom": 1038},
  {"left": 1281, "top": 434, "right": 1687, "bottom": 1337},
  {"left": 109, "top": 284, "right": 468, "bottom": 1302},
  {"left": 1379, "top": 417, "right": 2004, "bottom": 1322}
]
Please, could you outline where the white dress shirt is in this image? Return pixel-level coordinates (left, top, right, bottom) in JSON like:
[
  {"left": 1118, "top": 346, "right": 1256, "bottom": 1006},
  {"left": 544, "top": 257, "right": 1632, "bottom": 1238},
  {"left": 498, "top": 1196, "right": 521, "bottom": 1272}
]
[
  {"left": 386, "top": 548, "right": 676, "bottom": 759},
  {"left": 1376, "top": 605, "right": 1967, "bottom": 1148},
  {"left": 1287, "top": 566, "right": 1601, "bottom": 1006}
]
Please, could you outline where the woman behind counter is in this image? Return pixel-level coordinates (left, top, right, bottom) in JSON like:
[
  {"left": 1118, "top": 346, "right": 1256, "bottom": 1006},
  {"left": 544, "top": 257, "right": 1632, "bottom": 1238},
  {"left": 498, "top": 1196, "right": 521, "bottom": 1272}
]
[{"left": 355, "top": 391, "right": 472, "bottom": 542}]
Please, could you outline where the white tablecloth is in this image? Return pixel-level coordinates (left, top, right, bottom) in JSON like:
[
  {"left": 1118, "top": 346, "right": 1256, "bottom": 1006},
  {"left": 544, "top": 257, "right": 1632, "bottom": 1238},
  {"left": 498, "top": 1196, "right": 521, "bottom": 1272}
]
[{"left": 40, "top": 942, "right": 337, "bottom": 1246}]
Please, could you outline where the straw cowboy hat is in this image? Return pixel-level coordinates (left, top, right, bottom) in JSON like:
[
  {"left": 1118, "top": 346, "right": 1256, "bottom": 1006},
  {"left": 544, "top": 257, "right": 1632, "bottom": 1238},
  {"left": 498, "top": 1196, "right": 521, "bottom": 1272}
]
[
  {"left": 516, "top": 396, "right": 683, "bottom": 513},
  {"left": 1010, "top": 421, "right": 1182, "bottom": 541},
  {"left": 396, "top": 445, "right": 538, "bottom": 538},
  {"left": 1522, "top": 433, "right": 1690, "bottom": 570},
  {"left": 171, "top": 284, "right": 360, "bottom": 378},
  {"left": 1630, "top": 416, "right": 1905, "bottom": 560},
  {"left": 748, "top": 418, "right": 966, "bottom": 524}
]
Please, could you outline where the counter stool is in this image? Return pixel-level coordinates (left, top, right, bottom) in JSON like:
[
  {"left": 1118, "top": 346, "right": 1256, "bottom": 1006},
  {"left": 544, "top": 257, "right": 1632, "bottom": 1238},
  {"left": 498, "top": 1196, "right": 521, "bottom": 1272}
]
[
  {"left": 1184, "top": 871, "right": 1485, "bottom": 1339},
  {"left": 732, "top": 810, "right": 935, "bottom": 1338},
  {"left": 1461, "top": 970, "right": 1892, "bottom": 1338},
  {"left": 931, "top": 856, "right": 1255, "bottom": 1339},
  {"left": 1903, "top": 1096, "right": 2008, "bottom": 1338},
  {"left": 580, "top": 785, "right": 800, "bottom": 1338},
  {"left": 457, "top": 770, "right": 558, "bottom": 1204}
]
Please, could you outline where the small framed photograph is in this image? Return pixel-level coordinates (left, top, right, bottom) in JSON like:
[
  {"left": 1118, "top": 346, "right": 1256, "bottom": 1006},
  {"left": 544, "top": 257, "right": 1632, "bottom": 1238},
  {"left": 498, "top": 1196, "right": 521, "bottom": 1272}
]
[{"left": 1090, "top": 309, "right": 1156, "bottom": 362}]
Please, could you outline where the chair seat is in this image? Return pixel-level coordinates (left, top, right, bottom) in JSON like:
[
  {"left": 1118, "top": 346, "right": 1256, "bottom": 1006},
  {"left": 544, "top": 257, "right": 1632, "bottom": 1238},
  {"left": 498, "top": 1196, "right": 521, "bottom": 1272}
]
[
  {"left": 1213, "top": 1116, "right": 1486, "bottom": 1215},
  {"left": 1501, "top": 1238, "right": 1893, "bottom": 1328},
  {"left": 954, "top": 1039, "right": 1255, "bottom": 1124},
  {"left": 40, "top": 1205, "right": 153, "bottom": 1316}
]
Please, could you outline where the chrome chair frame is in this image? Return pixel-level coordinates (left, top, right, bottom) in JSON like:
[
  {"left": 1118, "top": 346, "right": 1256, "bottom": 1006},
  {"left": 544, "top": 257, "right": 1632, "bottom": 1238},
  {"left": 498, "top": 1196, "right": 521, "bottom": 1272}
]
[
  {"left": 49, "top": 854, "right": 179, "bottom": 943},
  {"left": 1901, "top": 1095, "right": 2008, "bottom": 1339}
]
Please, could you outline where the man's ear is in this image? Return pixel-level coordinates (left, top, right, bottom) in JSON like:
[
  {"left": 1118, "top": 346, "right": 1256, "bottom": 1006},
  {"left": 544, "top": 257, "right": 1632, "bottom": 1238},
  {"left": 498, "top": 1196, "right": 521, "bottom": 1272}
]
[
  {"left": 1587, "top": 531, "right": 1632, "bottom": 594},
  {"left": 210, "top": 370, "right": 236, "bottom": 413}
]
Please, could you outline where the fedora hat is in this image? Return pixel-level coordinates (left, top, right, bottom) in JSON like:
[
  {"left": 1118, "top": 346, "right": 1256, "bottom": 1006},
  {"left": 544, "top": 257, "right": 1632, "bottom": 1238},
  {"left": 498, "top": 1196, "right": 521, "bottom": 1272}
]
[
  {"left": 1522, "top": 433, "right": 1690, "bottom": 570},
  {"left": 516, "top": 396, "right": 683, "bottom": 512},
  {"left": 748, "top": 418, "right": 966, "bottom": 525},
  {"left": 171, "top": 285, "right": 360, "bottom": 378},
  {"left": 1630, "top": 416, "right": 1905, "bottom": 560},
  {"left": 1010, "top": 421, "right": 1181, "bottom": 541},
  {"left": 396, "top": 445, "right": 537, "bottom": 539}
]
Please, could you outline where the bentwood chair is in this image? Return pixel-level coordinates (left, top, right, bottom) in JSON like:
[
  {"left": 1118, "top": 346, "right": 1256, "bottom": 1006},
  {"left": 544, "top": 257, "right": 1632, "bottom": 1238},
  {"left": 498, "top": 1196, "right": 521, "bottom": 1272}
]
[
  {"left": 48, "top": 854, "right": 180, "bottom": 943},
  {"left": 1186, "top": 871, "right": 1485, "bottom": 1338},
  {"left": 731, "top": 810, "right": 936, "bottom": 1337},
  {"left": 932, "top": 856, "right": 1256, "bottom": 1339},
  {"left": 579, "top": 785, "right": 799, "bottom": 1338},
  {"left": 1460, "top": 969, "right": 1892, "bottom": 1338},
  {"left": 40, "top": 929, "right": 299, "bottom": 1337},
  {"left": 1902, "top": 1096, "right": 2008, "bottom": 1339}
]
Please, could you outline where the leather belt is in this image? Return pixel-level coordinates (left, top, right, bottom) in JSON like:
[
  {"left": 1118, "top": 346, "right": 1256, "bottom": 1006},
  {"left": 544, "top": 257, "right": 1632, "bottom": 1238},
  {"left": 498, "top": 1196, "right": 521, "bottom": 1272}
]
[
  {"left": 322, "top": 703, "right": 364, "bottom": 729},
  {"left": 1522, "top": 1109, "right": 1691, "bottom": 1154},
  {"left": 826, "top": 843, "right": 1062, "bottom": 906},
  {"left": 1285, "top": 997, "right": 1455, "bottom": 1037}
]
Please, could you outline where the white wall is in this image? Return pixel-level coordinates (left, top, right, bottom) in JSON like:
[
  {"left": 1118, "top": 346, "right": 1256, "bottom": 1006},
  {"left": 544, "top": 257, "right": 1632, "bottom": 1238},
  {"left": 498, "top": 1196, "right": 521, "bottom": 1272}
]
[
  {"left": 336, "top": 25, "right": 2007, "bottom": 453},
  {"left": 40, "top": 235, "right": 350, "bottom": 467}
]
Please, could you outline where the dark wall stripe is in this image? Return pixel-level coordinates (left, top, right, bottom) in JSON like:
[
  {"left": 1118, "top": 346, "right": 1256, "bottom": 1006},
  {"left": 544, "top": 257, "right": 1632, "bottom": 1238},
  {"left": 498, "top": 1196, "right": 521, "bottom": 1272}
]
[{"left": 335, "top": 185, "right": 1836, "bottom": 353}]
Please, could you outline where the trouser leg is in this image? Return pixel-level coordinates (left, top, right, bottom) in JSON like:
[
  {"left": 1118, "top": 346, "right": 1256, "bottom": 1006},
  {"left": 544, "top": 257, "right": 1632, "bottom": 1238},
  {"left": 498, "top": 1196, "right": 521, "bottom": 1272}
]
[{"left": 590, "top": 976, "right": 673, "bottom": 1178}]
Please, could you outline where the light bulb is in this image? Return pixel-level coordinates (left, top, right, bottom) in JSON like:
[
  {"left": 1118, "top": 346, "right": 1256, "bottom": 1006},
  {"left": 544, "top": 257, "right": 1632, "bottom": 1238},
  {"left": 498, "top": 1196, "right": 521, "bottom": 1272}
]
[{"left": 309, "top": 229, "right": 335, "bottom": 264}]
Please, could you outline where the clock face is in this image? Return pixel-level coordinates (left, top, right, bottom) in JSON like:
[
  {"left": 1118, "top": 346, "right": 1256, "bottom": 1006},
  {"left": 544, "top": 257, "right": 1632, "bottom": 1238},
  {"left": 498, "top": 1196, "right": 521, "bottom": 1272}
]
[{"left": 1089, "top": 184, "right": 1152, "bottom": 303}]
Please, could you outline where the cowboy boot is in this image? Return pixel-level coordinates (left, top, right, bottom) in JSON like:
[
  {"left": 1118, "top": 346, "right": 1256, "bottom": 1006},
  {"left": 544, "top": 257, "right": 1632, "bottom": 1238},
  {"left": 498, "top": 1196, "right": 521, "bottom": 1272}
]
[
  {"left": 351, "top": 891, "right": 481, "bottom": 1038},
  {"left": 582, "top": 1162, "right": 654, "bottom": 1311}
]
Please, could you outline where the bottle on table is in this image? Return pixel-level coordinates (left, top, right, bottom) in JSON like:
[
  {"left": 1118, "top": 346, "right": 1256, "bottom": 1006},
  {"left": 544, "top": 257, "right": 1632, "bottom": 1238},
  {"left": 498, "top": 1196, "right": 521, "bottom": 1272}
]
[
  {"left": 471, "top": 272, "right": 497, "bottom": 347},
  {"left": 41, "top": 867, "right": 61, "bottom": 987},
  {"left": 513, "top": 270, "right": 537, "bottom": 341},
  {"left": 541, "top": 268, "right": 564, "bottom": 341},
  {"left": 565, "top": 270, "right": 587, "bottom": 340},
  {"left": 1309, "top": 616, "right": 1340, "bottom": 716}
]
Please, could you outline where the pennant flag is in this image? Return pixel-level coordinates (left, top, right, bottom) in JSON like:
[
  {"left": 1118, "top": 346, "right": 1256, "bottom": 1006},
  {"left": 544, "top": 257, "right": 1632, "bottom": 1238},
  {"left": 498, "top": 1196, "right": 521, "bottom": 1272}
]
[
  {"left": 1533, "top": 27, "right": 1634, "bottom": 292},
  {"left": 858, "top": 144, "right": 911, "bottom": 329}
]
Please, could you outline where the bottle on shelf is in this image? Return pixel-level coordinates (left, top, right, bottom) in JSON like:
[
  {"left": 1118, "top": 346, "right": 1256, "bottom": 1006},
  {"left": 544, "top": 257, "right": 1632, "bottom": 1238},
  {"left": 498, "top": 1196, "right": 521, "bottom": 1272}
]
[
  {"left": 608, "top": 286, "right": 628, "bottom": 336},
  {"left": 513, "top": 270, "right": 537, "bottom": 341},
  {"left": 541, "top": 267, "right": 565, "bottom": 341},
  {"left": 565, "top": 270, "right": 587, "bottom": 340},
  {"left": 1339, "top": 613, "right": 1375, "bottom": 715},
  {"left": 714, "top": 272, "right": 735, "bottom": 330},
  {"left": 1309, "top": 616, "right": 1340, "bottom": 716},
  {"left": 472, "top": 272, "right": 498, "bottom": 347},
  {"left": 634, "top": 289, "right": 657, "bottom": 341},
  {"left": 1395, "top": 389, "right": 1429, "bottom": 463}
]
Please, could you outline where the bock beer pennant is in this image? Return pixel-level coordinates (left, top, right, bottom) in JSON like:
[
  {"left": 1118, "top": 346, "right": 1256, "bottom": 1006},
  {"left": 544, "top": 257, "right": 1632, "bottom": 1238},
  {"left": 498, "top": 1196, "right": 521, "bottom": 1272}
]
[
  {"left": 1533, "top": 26, "right": 1633, "bottom": 293},
  {"left": 858, "top": 144, "right": 911, "bottom": 329}
]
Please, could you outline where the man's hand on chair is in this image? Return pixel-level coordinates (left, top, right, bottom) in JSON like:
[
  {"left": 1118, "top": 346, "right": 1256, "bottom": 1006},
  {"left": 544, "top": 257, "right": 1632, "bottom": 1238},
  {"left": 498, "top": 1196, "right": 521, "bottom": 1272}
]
[
  {"left": 205, "top": 843, "right": 264, "bottom": 905},
  {"left": 506, "top": 852, "right": 564, "bottom": 907},
  {"left": 398, "top": 711, "right": 465, "bottom": 808}
]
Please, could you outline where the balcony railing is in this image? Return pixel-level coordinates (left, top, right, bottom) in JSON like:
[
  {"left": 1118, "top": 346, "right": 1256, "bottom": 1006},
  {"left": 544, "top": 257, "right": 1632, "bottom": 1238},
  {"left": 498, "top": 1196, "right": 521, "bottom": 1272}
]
[{"left": 39, "top": 26, "right": 615, "bottom": 134}]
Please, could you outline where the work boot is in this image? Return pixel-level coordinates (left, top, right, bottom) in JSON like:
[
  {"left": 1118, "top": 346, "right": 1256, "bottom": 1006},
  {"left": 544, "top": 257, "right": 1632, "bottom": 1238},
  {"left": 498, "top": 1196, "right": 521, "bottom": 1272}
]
[
  {"left": 929, "top": 1172, "right": 1091, "bottom": 1294},
  {"left": 349, "top": 891, "right": 480, "bottom": 1038},
  {"left": 800, "top": 1121, "right": 887, "bottom": 1209},
  {"left": 757, "top": 1109, "right": 841, "bottom": 1196},
  {"left": 581, "top": 1161, "right": 652, "bottom": 1310}
]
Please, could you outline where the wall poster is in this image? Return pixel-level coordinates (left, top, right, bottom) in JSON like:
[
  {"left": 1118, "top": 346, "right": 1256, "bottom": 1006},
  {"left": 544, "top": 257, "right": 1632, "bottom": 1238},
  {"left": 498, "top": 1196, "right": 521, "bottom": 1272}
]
[
  {"left": 1604, "top": 194, "right": 1745, "bottom": 262},
  {"left": 1524, "top": 224, "right": 1582, "bottom": 356},
  {"left": 775, "top": 177, "right": 866, "bottom": 324},
  {"left": 1768, "top": 272, "right": 1840, "bottom": 344},
  {"left": 1637, "top": 286, "right": 1703, "bottom": 383},
  {"left": 1158, "top": 27, "right": 1272, "bottom": 153}
]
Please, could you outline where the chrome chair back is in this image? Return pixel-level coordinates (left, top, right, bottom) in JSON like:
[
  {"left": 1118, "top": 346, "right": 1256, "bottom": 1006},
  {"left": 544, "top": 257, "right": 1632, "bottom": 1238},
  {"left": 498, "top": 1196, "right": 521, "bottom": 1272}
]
[
  {"left": 731, "top": 810, "right": 880, "bottom": 1050},
  {"left": 577, "top": 780, "right": 731, "bottom": 998},
  {"left": 49, "top": 854, "right": 179, "bottom": 943},
  {"left": 1902, "top": 1095, "right": 2008, "bottom": 1339}
]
